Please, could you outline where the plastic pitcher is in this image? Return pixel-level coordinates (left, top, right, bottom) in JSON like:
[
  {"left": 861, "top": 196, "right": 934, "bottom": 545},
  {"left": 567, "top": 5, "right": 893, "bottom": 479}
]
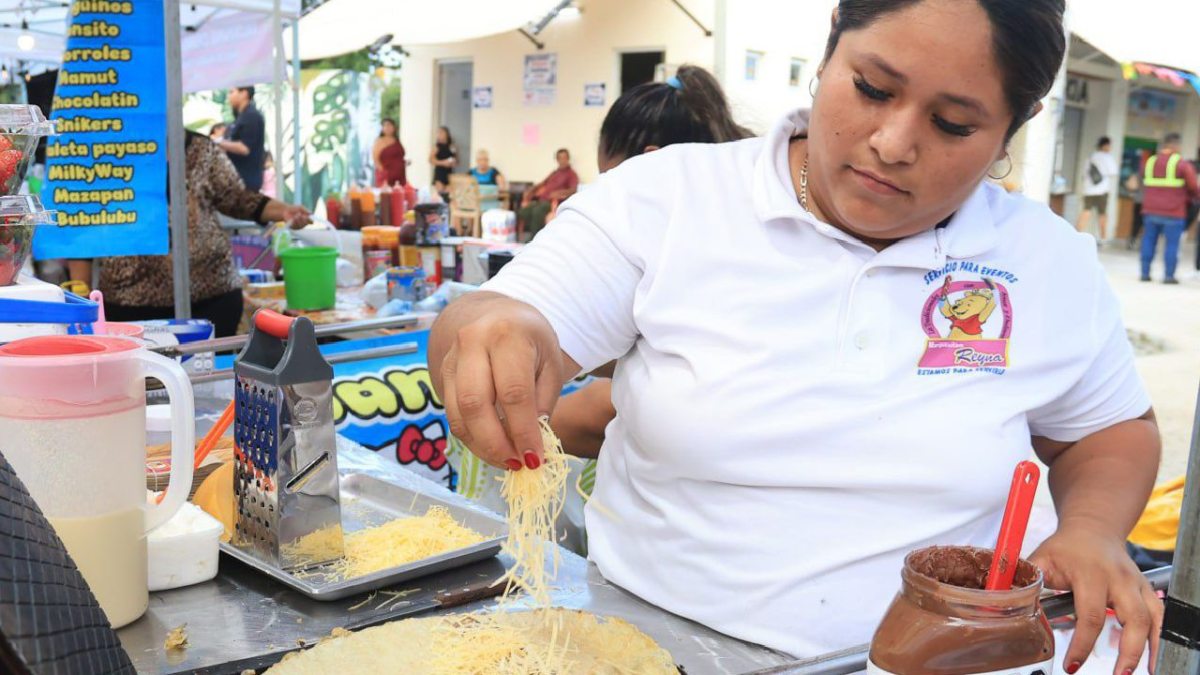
[{"left": 0, "top": 335, "right": 195, "bottom": 628}]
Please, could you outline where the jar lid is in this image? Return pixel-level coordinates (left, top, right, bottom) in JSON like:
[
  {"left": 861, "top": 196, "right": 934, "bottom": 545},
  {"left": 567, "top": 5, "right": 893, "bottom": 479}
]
[{"left": 0, "top": 334, "right": 138, "bottom": 360}]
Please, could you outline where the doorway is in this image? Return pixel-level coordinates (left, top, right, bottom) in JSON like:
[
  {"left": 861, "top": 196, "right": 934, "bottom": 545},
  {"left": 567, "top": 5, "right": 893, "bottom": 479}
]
[
  {"left": 620, "top": 51, "right": 664, "bottom": 93},
  {"left": 436, "top": 61, "right": 473, "bottom": 177}
]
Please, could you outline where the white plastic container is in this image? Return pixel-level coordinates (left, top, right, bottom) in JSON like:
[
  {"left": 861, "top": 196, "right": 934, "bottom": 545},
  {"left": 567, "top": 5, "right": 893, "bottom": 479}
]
[
  {"left": 0, "top": 274, "right": 65, "bottom": 342},
  {"left": 146, "top": 499, "right": 223, "bottom": 592}
]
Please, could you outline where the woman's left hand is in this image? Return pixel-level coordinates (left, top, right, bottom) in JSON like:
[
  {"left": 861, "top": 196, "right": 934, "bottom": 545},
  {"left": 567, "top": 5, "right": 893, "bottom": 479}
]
[{"left": 1030, "top": 525, "right": 1162, "bottom": 675}]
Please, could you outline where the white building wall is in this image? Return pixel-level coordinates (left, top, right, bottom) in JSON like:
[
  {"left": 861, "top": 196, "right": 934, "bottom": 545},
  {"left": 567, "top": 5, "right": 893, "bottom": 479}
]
[
  {"left": 398, "top": 0, "right": 843, "bottom": 186},
  {"left": 399, "top": 0, "right": 717, "bottom": 187},
  {"left": 1015, "top": 70, "right": 1066, "bottom": 205},
  {"left": 717, "top": 0, "right": 833, "bottom": 134}
]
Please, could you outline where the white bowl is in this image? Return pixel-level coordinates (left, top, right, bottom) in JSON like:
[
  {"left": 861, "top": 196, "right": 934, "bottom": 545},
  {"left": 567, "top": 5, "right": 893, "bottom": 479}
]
[{"left": 147, "top": 501, "right": 224, "bottom": 592}]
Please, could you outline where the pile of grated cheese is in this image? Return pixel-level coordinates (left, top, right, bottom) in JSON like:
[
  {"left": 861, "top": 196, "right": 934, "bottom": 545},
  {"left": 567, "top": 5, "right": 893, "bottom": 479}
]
[
  {"left": 268, "top": 420, "right": 677, "bottom": 674},
  {"left": 284, "top": 505, "right": 489, "bottom": 580}
]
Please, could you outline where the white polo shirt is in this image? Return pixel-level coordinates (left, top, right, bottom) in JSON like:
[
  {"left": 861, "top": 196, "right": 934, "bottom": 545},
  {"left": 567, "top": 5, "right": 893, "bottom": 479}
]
[{"left": 483, "top": 109, "right": 1150, "bottom": 657}]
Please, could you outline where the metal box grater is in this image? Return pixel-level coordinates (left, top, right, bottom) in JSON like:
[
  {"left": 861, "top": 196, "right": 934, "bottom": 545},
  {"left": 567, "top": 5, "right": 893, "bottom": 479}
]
[{"left": 232, "top": 310, "right": 344, "bottom": 571}]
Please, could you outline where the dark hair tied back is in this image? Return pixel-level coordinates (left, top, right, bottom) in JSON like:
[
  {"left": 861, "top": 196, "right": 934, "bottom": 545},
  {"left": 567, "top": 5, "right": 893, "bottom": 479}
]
[
  {"left": 823, "top": 0, "right": 1065, "bottom": 141},
  {"left": 599, "top": 64, "right": 752, "bottom": 164}
]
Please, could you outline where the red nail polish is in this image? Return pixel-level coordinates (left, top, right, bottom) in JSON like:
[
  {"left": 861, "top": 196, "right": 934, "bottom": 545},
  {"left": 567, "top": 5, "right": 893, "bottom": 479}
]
[
  {"left": 504, "top": 459, "right": 522, "bottom": 471},
  {"left": 1123, "top": 669, "right": 1134, "bottom": 675},
  {"left": 524, "top": 451, "right": 541, "bottom": 469},
  {"left": 1065, "top": 662, "right": 1081, "bottom": 674}
]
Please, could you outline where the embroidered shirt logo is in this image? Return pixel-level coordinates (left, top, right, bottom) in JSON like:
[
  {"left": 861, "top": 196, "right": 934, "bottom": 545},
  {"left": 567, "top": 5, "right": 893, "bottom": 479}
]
[{"left": 918, "top": 261, "right": 1016, "bottom": 375}]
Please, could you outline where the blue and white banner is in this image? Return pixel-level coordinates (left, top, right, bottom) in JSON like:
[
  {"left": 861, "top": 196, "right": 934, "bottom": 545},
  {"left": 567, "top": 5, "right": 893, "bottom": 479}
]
[{"left": 36, "top": 0, "right": 169, "bottom": 259}]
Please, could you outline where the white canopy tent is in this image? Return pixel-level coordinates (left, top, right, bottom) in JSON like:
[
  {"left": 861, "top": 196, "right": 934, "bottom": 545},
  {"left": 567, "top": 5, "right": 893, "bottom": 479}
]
[
  {"left": 1069, "top": 0, "right": 1200, "bottom": 76},
  {"left": 0, "top": 2, "right": 300, "bottom": 65},
  {"left": 292, "top": 0, "right": 567, "bottom": 60}
]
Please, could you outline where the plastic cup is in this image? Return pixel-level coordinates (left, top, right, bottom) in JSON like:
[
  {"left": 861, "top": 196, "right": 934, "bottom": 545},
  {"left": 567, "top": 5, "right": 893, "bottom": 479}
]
[
  {"left": 280, "top": 246, "right": 337, "bottom": 310},
  {"left": 101, "top": 322, "right": 146, "bottom": 342}
]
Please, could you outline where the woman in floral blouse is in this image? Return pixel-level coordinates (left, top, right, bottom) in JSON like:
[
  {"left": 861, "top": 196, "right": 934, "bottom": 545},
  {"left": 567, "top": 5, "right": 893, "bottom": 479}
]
[{"left": 91, "top": 131, "right": 309, "bottom": 336}]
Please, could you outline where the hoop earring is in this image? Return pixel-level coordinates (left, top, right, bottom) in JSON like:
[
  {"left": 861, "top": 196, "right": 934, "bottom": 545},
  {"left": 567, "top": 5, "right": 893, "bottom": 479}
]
[
  {"left": 808, "top": 77, "right": 819, "bottom": 98},
  {"left": 988, "top": 152, "right": 1013, "bottom": 180}
]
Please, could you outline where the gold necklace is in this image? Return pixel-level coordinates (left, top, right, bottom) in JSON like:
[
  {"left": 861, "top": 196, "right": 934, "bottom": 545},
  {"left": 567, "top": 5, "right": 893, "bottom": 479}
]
[{"left": 799, "top": 154, "right": 810, "bottom": 211}]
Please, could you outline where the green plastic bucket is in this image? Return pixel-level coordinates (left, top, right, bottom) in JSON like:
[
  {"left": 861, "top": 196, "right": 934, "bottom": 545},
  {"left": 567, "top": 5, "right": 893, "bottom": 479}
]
[{"left": 280, "top": 246, "right": 337, "bottom": 310}]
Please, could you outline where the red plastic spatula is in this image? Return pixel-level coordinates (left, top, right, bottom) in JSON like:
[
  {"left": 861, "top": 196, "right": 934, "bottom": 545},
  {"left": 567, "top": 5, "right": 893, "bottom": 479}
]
[{"left": 985, "top": 461, "right": 1041, "bottom": 591}]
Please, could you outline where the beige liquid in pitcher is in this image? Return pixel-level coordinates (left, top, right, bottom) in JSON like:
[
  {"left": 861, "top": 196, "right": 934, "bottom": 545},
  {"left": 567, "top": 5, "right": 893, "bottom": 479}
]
[{"left": 49, "top": 508, "right": 148, "bottom": 629}]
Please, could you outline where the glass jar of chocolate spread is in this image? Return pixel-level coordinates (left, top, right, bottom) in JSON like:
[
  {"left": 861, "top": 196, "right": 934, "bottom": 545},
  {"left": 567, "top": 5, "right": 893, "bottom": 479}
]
[{"left": 868, "top": 546, "right": 1054, "bottom": 675}]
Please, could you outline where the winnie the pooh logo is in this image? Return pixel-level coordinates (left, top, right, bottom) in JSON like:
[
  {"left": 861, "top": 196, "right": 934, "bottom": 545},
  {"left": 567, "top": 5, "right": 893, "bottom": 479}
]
[{"left": 919, "top": 274, "right": 1012, "bottom": 373}]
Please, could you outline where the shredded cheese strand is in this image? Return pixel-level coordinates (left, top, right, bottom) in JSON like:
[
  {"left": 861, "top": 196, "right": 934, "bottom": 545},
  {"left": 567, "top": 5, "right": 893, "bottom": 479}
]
[{"left": 494, "top": 417, "right": 570, "bottom": 608}]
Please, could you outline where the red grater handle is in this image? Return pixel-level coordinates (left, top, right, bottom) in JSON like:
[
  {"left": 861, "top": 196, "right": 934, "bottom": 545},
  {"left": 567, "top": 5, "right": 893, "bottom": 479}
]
[{"left": 254, "top": 309, "right": 295, "bottom": 339}]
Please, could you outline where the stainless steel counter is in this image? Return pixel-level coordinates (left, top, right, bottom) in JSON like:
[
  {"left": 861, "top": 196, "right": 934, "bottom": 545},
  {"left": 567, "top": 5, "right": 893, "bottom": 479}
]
[{"left": 118, "top": 437, "right": 793, "bottom": 674}]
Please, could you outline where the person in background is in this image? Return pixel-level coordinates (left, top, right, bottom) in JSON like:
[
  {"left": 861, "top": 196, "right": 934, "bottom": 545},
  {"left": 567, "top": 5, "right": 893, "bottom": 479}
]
[
  {"left": 1133, "top": 132, "right": 1200, "bottom": 283},
  {"left": 471, "top": 149, "right": 508, "bottom": 213},
  {"left": 470, "top": 149, "right": 507, "bottom": 190},
  {"left": 429, "top": 126, "right": 457, "bottom": 195},
  {"left": 261, "top": 152, "right": 276, "bottom": 199},
  {"left": 208, "top": 122, "right": 227, "bottom": 142},
  {"left": 217, "top": 86, "right": 266, "bottom": 192},
  {"left": 70, "top": 131, "right": 310, "bottom": 336},
  {"left": 1125, "top": 170, "right": 1144, "bottom": 251},
  {"left": 373, "top": 117, "right": 407, "bottom": 187},
  {"left": 552, "top": 64, "right": 752, "bottom": 457},
  {"left": 1193, "top": 147, "right": 1200, "bottom": 276},
  {"left": 1075, "top": 136, "right": 1118, "bottom": 242},
  {"left": 518, "top": 148, "right": 578, "bottom": 240}
]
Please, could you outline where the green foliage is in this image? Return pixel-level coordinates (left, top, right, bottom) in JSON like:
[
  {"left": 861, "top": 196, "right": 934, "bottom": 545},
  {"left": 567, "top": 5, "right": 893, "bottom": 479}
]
[
  {"left": 380, "top": 80, "right": 401, "bottom": 123},
  {"left": 303, "top": 48, "right": 373, "bottom": 73},
  {"left": 0, "top": 84, "right": 24, "bottom": 104}
]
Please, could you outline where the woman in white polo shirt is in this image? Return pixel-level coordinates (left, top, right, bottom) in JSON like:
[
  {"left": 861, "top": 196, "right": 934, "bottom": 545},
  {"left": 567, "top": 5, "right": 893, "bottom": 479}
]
[{"left": 429, "top": 0, "right": 1162, "bottom": 672}]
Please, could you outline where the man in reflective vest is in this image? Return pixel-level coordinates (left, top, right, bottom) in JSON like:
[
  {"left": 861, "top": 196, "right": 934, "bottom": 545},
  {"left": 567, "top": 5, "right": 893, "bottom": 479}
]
[{"left": 1138, "top": 132, "right": 1200, "bottom": 283}]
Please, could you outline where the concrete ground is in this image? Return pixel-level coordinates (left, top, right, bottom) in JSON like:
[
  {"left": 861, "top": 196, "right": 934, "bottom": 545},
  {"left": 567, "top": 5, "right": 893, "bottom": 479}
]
[
  {"left": 1026, "top": 237, "right": 1197, "bottom": 553},
  {"left": 1103, "top": 237, "right": 1199, "bottom": 481}
]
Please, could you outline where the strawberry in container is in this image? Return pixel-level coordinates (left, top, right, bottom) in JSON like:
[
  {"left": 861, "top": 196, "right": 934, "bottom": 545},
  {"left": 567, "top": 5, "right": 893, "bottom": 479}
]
[
  {"left": 0, "top": 105, "right": 56, "bottom": 196},
  {"left": 0, "top": 196, "right": 55, "bottom": 286}
]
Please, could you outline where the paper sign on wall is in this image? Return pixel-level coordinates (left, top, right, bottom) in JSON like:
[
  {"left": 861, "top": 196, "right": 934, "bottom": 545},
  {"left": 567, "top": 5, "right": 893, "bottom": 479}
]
[
  {"left": 523, "top": 53, "right": 557, "bottom": 107},
  {"left": 472, "top": 86, "right": 493, "bottom": 109},
  {"left": 522, "top": 123, "right": 540, "bottom": 146},
  {"left": 584, "top": 82, "right": 606, "bottom": 107},
  {"left": 37, "top": 1, "right": 169, "bottom": 259}
]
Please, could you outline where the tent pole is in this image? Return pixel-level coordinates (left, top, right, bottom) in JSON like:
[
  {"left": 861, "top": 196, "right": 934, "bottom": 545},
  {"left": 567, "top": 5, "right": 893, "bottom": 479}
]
[
  {"left": 164, "top": 0, "right": 190, "bottom": 319},
  {"left": 1159, "top": 381, "right": 1200, "bottom": 672},
  {"left": 292, "top": 17, "right": 303, "bottom": 206},
  {"left": 272, "top": 0, "right": 285, "bottom": 201}
]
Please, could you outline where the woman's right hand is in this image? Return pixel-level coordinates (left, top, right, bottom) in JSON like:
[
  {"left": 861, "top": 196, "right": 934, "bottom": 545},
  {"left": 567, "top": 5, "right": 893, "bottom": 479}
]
[{"left": 432, "top": 292, "right": 571, "bottom": 471}]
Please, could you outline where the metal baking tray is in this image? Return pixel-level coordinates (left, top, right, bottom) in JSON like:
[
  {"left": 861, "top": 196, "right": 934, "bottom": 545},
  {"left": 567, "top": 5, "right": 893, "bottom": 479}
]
[{"left": 220, "top": 472, "right": 508, "bottom": 601}]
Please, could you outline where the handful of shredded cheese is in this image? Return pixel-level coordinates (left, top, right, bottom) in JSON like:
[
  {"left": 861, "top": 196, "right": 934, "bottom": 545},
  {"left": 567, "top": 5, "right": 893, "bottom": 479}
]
[
  {"left": 494, "top": 417, "right": 571, "bottom": 607},
  {"left": 427, "top": 419, "right": 578, "bottom": 673}
]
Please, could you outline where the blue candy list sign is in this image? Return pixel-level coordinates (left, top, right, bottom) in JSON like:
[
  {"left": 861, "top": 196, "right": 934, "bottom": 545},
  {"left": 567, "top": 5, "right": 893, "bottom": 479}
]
[{"left": 36, "top": 0, "right": 169, "bottom": 260}]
